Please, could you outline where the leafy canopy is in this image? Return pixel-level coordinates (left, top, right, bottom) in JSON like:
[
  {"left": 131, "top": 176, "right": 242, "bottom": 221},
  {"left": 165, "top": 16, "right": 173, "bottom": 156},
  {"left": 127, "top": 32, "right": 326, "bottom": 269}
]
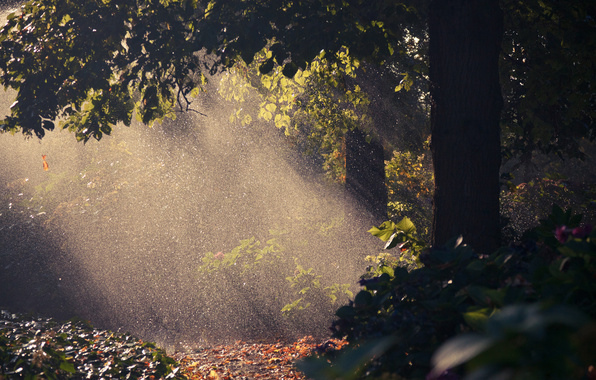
[
  {"left": 0, "top": 0, "right": 419, "bottom": 141},
  {"left": 219, "top": 45, "right": 373, "bottom": 182}
]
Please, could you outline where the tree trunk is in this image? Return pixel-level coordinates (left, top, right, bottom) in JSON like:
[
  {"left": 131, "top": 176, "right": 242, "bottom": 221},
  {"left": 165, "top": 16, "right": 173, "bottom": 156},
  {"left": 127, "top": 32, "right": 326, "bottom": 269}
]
[
  {"left": 345, "top": 128, "right": 388, "bottom": 223},
  {"left": 429, "top": 0, "right": 504, "bottom": 253}
]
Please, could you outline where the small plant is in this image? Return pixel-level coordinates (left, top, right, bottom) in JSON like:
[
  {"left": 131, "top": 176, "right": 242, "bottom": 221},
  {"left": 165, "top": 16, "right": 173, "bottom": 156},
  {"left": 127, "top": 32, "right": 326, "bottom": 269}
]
[
  {"left": 365, "top": 217, "right": 426, "bottom": 272},
  {"left": 282, "top": 261, "right": 353, "bottom": 317},
  {"left": 198, "top": 236, "right": 285, "bottom": 275},
  {"left": 197, "top": 230, "right": 354, "bottom": 326}
]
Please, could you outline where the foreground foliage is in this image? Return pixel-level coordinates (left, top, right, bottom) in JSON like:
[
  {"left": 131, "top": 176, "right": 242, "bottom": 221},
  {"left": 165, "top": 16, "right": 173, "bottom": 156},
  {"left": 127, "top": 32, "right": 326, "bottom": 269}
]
[
  {"left": 299, "top": 206, "right": 596, "bottom": 379},
  {"left": 0, "top": 311, "right": 184, "bottom": 379}
]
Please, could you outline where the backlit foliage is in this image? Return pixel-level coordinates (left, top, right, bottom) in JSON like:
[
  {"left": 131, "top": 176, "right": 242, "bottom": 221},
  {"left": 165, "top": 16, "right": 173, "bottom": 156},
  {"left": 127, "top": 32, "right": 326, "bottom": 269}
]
[
  {"left": 0, "top": 0, "right": 211, "bottom": 141},
  {"left": 197, "top": 230, "right": 355, "bottom": 325},
  {"left": 1, "top": 0, "right": 414, "bottom": 143},
  {"left": 219, "top": 46, "right": 372, "bottom": 183},
  {"left": 385, "top": 145, "right": 433, "bottom": 239}
]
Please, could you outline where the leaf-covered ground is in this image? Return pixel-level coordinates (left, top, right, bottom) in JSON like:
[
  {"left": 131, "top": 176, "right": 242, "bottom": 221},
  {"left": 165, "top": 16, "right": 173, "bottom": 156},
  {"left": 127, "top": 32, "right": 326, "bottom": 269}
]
[
  {"left": 172, "top": 336, "right": 347, "bottom": 380},
  {"left": 0, "top": 310, "right": 346, "bottom": 379},
  {"left": 0, "top": 310, "right": 185, "bottom": 379}
]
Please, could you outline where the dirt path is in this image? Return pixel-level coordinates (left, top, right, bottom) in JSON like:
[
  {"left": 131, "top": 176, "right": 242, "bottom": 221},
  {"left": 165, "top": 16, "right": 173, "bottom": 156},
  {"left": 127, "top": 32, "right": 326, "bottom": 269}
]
[{"left": 170, "top": 336, "right": 347, "bottom": 379}]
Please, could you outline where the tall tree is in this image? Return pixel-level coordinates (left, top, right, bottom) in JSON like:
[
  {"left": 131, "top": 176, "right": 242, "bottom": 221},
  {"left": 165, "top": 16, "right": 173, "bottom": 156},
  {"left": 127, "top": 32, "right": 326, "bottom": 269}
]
[
  {"left": 345, "top": 128, "right": 388, "bottom": 221},
  {"left": 429, "top": 0, "right": 504, "bottom": 253}
]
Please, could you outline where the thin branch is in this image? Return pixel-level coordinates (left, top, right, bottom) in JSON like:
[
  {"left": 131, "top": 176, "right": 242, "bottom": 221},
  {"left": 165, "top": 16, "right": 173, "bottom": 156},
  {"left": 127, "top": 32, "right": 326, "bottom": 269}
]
[{"left": 174, "top": 79, "right": 207, "bottom": 117}]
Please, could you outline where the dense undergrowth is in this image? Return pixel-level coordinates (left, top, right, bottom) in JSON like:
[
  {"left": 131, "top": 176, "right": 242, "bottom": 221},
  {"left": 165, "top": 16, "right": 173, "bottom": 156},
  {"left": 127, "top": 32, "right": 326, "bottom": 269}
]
[
  {"left": 299, "top": 207, "right": 596, "bottom": 380},
  {"left": 0, "top": 311, "right": 184, "bottom": 379}
]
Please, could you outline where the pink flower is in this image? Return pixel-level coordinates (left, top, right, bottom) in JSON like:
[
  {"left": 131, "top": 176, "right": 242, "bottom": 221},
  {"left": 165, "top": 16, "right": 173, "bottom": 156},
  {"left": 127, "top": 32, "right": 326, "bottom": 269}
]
[
  {"left": 572, "top": 224, "right": 593, "bottom": 239},
  {"left": 214, "top": 251, "right": 224, "bottom": 260},
  {"left": 555, "top": 226, "right": 570, "bottom": 243}
]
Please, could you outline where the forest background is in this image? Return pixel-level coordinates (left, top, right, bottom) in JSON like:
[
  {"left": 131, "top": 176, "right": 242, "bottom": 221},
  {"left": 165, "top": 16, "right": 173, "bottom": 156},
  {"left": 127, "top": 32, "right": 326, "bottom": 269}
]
[{"left": 1, "top": 0, "right": 596, "bottom": 379}]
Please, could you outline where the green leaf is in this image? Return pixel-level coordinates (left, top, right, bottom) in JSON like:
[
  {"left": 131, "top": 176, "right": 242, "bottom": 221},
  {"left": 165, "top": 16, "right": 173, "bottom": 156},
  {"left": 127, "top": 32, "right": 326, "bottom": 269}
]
[
  {"left": 463, "top": 308, "right": 492, "bottom": 330},
  {"left": 260, "top": 110, "right": 272, "bottom": 121},
  {"left": 368, "top": 221, "right": 397, "bottom": 242},
  {"left": 430, "top": 334, "right": 495, "bottom": 377},
  {"left": 241, "top": 49, "right": 254, "bottom": 65},
  {"left": 335, "top": 305, "right": 356, "bottom": 318},
  {"left": 395, "top": 216, "right": 416, "bottom": 234},
  {"left": 281, "top": 298, "right": 304, "bottom": 313},
  {"left": 466, "top": 286, "right": 505, "bottom": 307},
  {"left": 265, "top": 103, "right": 276, "bottom": 113},
  {"left": 354, "top": 290, "right": 373, "bottom": 307},
  {"left": 380, "top": 265, "right": 395, "bottom": 277},
  {"left": 59, "top": 360, "right": 76, "bottom": 373}
]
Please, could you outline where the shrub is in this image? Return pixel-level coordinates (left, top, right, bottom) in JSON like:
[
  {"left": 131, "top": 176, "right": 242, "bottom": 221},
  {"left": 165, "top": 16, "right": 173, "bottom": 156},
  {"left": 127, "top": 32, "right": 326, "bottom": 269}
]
[
  {"left": 431, "top": 206, "right": 596, "bottom": 378},
  {"left": 431, "top": 304, "right": 595, "bottom": 380},
  {"left": 385, "top": 149, "right": 433, "bottom": 241},
  {"left": 196, "top": 230, "right": 354, "bottom": 337},
  {"left": 299, "top": 206, "right": 596, "bottom": 380}
]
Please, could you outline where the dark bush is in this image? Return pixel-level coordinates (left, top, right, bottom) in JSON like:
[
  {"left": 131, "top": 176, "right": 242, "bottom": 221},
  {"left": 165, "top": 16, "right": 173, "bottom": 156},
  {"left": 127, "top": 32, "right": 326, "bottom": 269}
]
[{"left": 299, "top": 207, "right": 596, "bottom": 380}]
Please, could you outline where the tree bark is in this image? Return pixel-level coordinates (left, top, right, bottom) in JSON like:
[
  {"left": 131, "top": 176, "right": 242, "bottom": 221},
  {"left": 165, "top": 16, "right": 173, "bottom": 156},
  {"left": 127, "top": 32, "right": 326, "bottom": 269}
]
[
  {"left": 345, "top": 128, "right": 388, "bottom": 223},
  {"left": 429, "top": 0, "right": 504, "bottom": 253}
]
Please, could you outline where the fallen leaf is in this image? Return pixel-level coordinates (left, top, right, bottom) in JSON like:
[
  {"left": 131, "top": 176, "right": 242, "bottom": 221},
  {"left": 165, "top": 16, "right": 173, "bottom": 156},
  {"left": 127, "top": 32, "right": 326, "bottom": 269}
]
[{"left": 42, "top": 155, "right": 49, "bottom": 171}]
